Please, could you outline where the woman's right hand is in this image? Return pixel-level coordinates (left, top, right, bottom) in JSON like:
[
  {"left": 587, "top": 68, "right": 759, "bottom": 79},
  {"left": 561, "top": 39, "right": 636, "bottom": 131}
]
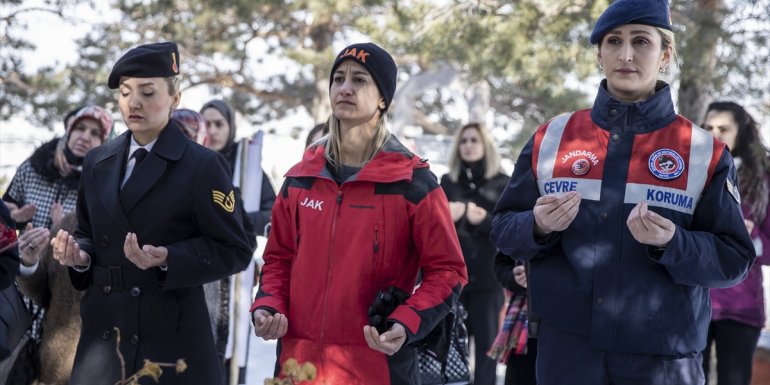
[
  {"left": 448, "top": 201, "right": 466, "bottom": 223},
  {"left": 253, "top": 309, "right": 288, "bottom": 340},
  {"left": 533, "top": 191, "right": 581, "bottom": 236},
  {"left": 7, "top": 202, "right": 36, "bottom": 223},
  {"left": 50, "top": 229, "right": 90, "bottom": 267}
]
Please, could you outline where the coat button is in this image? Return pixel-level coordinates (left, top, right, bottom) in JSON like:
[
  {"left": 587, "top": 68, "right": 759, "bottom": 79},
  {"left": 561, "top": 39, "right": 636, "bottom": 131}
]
[
  {"left": 596, "top": 297, "right": 605, "bottom": 305},
  {"left": 102, "top": 330, "right": 111, "bottom": 340},
  {"left": 611, "top": 134, "right": 619, "bottom": 141},
  {"left": 609, "top": 109, "right": 618, "bottom": 116},
  {"left": 130, "top": 334, "right": 139, "bottom": 345},
  {"left": 102, "top": 286, "right": 112, "bottom": 294},
  {"left": 600, "top": 212, "right": 608, "bottom": 219},
  {"left": 100, "top": 235, "right": 110, "bottom": 247},
  {"left": 130, "top": 287, "right": 141, "bottom": 297}
]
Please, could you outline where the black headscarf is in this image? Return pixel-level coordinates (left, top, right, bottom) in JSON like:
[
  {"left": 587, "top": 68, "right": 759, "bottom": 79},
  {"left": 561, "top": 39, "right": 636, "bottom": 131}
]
[{"left": 200, "top": 100, "right": 237, "bottom": 170}]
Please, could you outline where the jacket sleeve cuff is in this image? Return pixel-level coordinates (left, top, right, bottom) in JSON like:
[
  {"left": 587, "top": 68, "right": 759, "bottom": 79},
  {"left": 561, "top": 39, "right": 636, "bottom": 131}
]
[
  {"left": 388, "top": 304, "right": 421, "bottom": 341},
  {"left": 250, "top": 296, "right": 286, "bottom": 315},
  {"left": 18, "top": 260, "right": 40, "bottom": 276}
]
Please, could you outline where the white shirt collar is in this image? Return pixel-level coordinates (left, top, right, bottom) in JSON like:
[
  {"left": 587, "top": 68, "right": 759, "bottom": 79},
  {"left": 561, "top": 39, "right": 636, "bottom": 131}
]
[{"left": 127, "top": 135, "right": 158, "bottom": 160}]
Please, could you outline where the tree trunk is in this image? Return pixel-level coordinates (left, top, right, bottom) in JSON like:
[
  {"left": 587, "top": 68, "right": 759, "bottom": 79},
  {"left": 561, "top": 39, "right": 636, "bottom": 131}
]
[
  {"left": 389, "top": 65, "right": 458, "bottom": 136},
  {"left": 310, "top": 23, "right": 334, "bottom": 124},
  {"left": 677, "top": 0, "right": 726, "bottom": 123},
  {"left": 466, "top": 79, "right": 490, "bottom": 126}
]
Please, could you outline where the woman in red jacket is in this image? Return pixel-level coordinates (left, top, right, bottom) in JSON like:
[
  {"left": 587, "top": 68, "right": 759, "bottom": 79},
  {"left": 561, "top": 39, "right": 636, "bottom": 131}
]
[{"left": 251, "top": 42, "right": 467, "bottom": 385}]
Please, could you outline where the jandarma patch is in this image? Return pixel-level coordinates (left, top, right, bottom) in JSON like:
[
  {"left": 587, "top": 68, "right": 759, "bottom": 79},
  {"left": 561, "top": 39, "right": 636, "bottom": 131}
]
[
  {"left": 212, "top": 190, "right": 235, "bottom": 212},
  {"left": 648, "top": 149, "right": 684, "bottom": 180},
  {"left": 571, "top": 158, "right": 591, "bottom": 176}
]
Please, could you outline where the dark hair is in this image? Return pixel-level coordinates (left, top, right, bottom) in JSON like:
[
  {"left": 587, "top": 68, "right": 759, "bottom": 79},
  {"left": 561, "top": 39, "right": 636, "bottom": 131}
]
[
  {"left": 305, "top": 122, "right": 329, "bottom": 148},
  {"left": 705, "top": 101, "right": 769, "bottom": 222}
]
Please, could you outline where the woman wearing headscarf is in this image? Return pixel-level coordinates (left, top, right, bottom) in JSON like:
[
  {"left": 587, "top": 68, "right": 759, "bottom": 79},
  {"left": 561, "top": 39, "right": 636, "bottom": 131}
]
[
  {"left": 50, "top": 41, "right": 254, "bottom": 385},
  {"left": 200, "top": 99, "right": 275, "bottom": 382},
  {"left": 2, "top": 105, "right": 112, "bottom": 382},
  {"left": 251, "top": 42, "right": 467, "bottom": 384},
  {"left": 490, "top": 1, "right": 755, "bottom": 383},
  {"left": 171, "top": 108, "right": 209, "bottom": 146},
  {"left": 3, "top": 105, "right": 113, "bottom": 230}
]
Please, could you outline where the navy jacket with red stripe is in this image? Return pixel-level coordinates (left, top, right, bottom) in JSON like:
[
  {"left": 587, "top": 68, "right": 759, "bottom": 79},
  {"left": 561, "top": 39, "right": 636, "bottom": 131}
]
[{"left": 491, "top": 81, "right": 755, "bottom": 355}]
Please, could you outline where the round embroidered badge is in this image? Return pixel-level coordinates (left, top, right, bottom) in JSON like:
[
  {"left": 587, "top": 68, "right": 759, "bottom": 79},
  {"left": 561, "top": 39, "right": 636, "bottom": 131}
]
[
  {"left": 571, "top": 158, "right": 591, "bottom": 176},
  {"left": 648, "top": 149, "right": 684, "bottom": 180}
]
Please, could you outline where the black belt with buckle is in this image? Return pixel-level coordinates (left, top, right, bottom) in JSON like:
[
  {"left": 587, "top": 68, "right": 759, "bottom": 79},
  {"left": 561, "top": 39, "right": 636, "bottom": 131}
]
[{"left": 93, "top": 266, "right": 158, "bottom": 291}]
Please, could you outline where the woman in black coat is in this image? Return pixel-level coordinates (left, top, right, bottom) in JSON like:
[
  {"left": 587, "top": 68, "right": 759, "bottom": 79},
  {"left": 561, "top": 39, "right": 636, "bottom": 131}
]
[
  {"left": 439, "top": 122, "right": 508, "bottom": 385},
  {"left": 50, "top": 42, "right": 254, "bottom": 385}
]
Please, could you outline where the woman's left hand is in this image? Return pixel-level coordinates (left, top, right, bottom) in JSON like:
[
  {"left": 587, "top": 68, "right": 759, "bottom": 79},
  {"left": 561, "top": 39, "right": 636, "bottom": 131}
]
[
  {"left": 363, "top": 323, "right": 406, "bottom": 355},
  {"left": 626, "top": 202, "right": 675, "bottom": 248},
  {"left": 465, "top": 202, "right": 487, "bottom": 225},
  {"left": 124, "top": 232, "right": 168, "bottom": 270}
]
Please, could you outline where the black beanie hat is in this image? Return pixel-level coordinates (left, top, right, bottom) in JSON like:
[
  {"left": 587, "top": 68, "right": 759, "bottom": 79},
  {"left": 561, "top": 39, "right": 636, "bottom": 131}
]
[
  {"left": 108, "top": 42, "right": 180, "bottom": 89},
  {"left": 329, "top": 42, "right": 397, "bottom": 112}
]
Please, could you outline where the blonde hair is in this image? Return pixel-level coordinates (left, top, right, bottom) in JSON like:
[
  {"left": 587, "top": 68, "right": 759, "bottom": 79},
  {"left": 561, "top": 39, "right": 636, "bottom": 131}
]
[
  {"left": 324, "top": 114, "right": 390, "bottom": 171},
  {"left": 164, "top": 76, "right": 180, "bottom": 96},
  {"left": 447, "top": 123, "right": 501, "bottom": 182},
  {"left": 657, "top": 27, "right": 678, "bottom": 73}
]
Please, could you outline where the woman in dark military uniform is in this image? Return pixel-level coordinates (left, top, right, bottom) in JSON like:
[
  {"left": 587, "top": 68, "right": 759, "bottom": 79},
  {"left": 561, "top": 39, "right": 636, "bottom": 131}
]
[{"left": 50, "top": 42, "right": 254, "bottom": 385}]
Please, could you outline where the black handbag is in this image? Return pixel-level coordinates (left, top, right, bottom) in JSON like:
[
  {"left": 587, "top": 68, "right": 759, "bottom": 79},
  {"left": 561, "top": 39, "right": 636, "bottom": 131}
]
[
  {"left": 367, "top": 287, "right": 470, "bottom": 385},
  {"left": 416, "top": 301, "right": 470, "bottom": 385}
]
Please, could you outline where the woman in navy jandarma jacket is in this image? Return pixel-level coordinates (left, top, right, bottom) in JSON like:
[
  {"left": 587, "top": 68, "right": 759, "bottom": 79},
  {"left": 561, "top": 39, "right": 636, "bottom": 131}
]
[
  {"left": 251, "top": 42, "right": 467, "bottom": 385},
  {"left": 490, "top": 1, "right": 755, "bottom": 384}
]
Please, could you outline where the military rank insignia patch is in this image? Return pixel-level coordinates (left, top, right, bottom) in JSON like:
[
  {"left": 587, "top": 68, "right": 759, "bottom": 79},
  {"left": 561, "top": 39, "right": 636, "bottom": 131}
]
[
  {"left": 725, "top": 178, "right": 741, "bottom": 204},
  {"left": 212, "top": 190, "right": 236, "bottom": 213}
]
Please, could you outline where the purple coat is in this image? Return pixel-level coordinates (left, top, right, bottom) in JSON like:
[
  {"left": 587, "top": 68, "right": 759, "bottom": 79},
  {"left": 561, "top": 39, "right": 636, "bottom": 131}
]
[{"left": 710, "top": 176, "right": 770, "bottom": 328}]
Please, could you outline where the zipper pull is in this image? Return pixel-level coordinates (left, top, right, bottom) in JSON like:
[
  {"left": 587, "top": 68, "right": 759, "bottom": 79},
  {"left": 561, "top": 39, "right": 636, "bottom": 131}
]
[
  {"left": 337, "top": 190, "right": 343, "bottom": 204},
  {"left": 374, "top": 225, "right": 379, "bottom": 253}
]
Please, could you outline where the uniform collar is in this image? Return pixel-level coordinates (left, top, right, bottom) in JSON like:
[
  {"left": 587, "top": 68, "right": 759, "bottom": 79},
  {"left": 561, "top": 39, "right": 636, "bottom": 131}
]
[
  {"left": 287, "top": 135, "right": 425, "bottom": 183},
  {"left": 590, "top": 80, "right": 677, "bottom": 134}
]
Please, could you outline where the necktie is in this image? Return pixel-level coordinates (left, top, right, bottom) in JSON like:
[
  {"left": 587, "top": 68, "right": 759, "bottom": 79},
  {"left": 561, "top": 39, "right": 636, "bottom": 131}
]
[
  {"left": 122, "top": 148, "right": 149, "bottom": 189},
  {"left": 132, "top": 148, "right": 148, "bottom": 165}
]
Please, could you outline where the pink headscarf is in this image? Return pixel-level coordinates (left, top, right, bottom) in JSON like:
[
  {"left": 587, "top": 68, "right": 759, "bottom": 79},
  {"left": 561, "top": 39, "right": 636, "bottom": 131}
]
[
  {"left": 66, "top": 105, "right": 114, "bottom": 142},
  {"left": 172, "top": 109, "right": 209, "bottom": 146}
]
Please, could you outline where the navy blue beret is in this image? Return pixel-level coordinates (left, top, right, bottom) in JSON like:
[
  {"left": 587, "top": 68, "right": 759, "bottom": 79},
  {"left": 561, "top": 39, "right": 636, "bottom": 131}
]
[
  {"left": 590, "top": 0, "right": 672, "bottom": 45},
  {"left": 329, "top": 42, "right": 397, "bottom": 112},
  {"left": 108, "top": 42, "right": 180, "bottom": 89}
]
